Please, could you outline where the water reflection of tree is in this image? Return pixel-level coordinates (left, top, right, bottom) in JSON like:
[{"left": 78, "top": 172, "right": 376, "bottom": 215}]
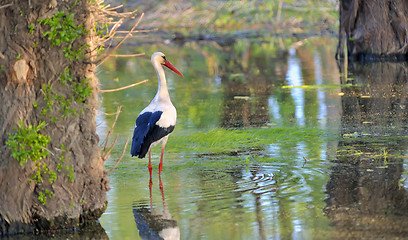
[
  {"left": 218, "top": 41, "right": 288, "bottom": 128},
  {"left": 326, "top": 62, "right": 408, "bottom": 238}
]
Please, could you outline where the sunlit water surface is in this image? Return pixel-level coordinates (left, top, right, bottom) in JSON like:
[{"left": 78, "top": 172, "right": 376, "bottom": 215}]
[{"left": 97, "top": 38, "right": 408, "bottom": 239}]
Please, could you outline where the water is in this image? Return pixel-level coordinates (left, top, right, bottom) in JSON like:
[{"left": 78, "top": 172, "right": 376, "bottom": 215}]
[{"left": 97, "top": 37, "right": 408, "bottom": 239}]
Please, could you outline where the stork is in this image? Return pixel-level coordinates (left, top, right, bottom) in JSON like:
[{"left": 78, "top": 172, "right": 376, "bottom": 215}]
[{"left": 131, "top": 52, "right": 184, "bottom": 176}]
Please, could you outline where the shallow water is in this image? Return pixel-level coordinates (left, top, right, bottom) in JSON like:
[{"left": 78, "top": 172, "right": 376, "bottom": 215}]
[{"left": 97, "top": 37, "right": 408, "bottom": 239}]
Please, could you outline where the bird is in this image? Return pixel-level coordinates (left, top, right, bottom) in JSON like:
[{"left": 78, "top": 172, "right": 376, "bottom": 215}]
[{"left": 131, "top": 52, "right": 184, "bottom": 176}]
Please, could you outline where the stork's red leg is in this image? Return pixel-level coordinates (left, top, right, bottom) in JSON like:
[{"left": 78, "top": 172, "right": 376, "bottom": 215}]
[
  {"left": 159, "top": 146, "right": 165, "bottom": 175},
  {"left": 159, "top": 175, "right": 166, "bottom": 208},
  {"left": 148, "top": 148, "right": 152, "bottom": 176},
  {"left": 149, "top": 176, "right": 153, "bottom": 209}
]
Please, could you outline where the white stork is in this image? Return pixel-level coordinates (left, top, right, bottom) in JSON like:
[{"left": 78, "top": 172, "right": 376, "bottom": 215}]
[{"left": 131, "top": 52, "right": 184, "bottom": 176}]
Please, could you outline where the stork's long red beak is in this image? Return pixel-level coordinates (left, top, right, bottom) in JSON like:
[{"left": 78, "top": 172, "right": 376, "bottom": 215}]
[{"left": 162, "top": 60, "right": 184, "bottom": 77}]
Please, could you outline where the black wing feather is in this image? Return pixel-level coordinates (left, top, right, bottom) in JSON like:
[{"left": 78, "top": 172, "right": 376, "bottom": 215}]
[{"left": 131, "top": 111, "right": 175, "bottom": 158}]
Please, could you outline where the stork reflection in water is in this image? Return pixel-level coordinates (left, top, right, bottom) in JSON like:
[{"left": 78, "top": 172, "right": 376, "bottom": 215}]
[{"left": 133, "top": 177, "right": 180, "bottom": 240}]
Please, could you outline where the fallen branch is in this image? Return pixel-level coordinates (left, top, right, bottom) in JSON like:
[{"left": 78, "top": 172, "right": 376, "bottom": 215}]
[
  {"left": 106, "top": 137, "right": 129, "bottom": 175},
  {"left": 99, "top": 79, "right": 148, "bottom": 93}
]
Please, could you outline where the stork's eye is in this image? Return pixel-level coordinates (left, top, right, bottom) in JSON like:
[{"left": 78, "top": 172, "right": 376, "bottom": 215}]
[{"left": 162, "top": 56, "right": 167, "bottom": 61}]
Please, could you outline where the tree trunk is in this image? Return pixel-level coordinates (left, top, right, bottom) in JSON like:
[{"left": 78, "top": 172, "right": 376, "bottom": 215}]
[
  {"left": 0, "top": 0, "right": 108, "bottom": 235},
  {"left": 337, "top": 0, "right": 408, "bottom": 61}
]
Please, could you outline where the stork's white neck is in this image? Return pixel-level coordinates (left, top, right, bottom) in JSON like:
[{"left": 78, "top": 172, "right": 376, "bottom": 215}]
[{"left": 152, "top": 60, "right": 170, "bottom": 101}]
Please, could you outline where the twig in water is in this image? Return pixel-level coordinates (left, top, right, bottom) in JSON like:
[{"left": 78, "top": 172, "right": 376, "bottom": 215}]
[
  {"left": 106, "top": 137, "right": 129, "bottom": 175},
  {"left": 302, "top": 156, "right": 308, "bottom": 167},
  {"left": 99, "top": 79, "right": 148, "bottom": 93}
]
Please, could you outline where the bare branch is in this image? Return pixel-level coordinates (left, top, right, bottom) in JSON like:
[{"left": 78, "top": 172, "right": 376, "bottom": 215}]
[
  {"left": 101, "top": 105, "right": 122, "bottom": 157},
  {"left": 96, "top": 12, "right": 145, "bottom": 68},
  {"left": 102, "top": 53, "right": 145, "bottom": 58},
  {"left": 106, "top": 137, "right": 129, "bottom": 175},
  {"left": 99, "top": 79, "right": 148, "bottom": 93},
  {"left": 102, "top": 133, "right": 118, "bottom": 161},
  {"left": 0, "top": 3, "right": 13, "bottom": 9}
]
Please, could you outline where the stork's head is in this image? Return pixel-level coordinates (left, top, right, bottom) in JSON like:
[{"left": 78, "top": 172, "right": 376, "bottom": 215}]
[{"left": 151, "top": 52, "right": 184, "bottom": 77}]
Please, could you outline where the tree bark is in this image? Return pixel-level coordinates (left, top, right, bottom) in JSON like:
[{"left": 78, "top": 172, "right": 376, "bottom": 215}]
[
  {"left": 0, "top": 0, "right": 108, "bottom": 235},
  {"left": 337, "top": 0, "right": 408, "bottom": 61}
]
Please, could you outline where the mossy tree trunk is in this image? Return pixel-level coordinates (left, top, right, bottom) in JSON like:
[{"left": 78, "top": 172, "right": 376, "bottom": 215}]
[
  {"left": 0, "top": 0, "right": 109, "bottom": 235},
  {"left": 337, "top": 0, "right": 408, "bottom": 61}
]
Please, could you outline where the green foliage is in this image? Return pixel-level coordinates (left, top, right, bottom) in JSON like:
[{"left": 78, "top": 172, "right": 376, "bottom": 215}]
[
  {"left": 38, "top": 189, "right": 53, "bottom": 205},
  {"left": 38, "top": 11, "right": 86, "bottom": 46},
  {"left": 57, "top": 144, "right": 75, "bottom": 183},
  {"left": 41, "top": 83, "right": 54, "bottom": 116},
  {"left": 6, "top": 121, "right": 59, "bottom": 205},
  {"left": 66, "top": 165, "right": 75, "bottom": 183},
  {"left": 28, "top": 23, "right": 34, "bottom": 34},
  {"left": 72, "top": 78, "right": 92, "bottom": 103},
  {"left": 30, "top": 162, "right": 57, "bottom": 185},
  {"left": 63, "top": 43, "right": 90, "bottom": 61},
  {"left": 6, "top": 121, "right": 50, "bottom": 166},
  {"left": 41, "top": 67, "right": 91, "bottom": 119},
  {"left": 59, "top": 67, "right": 74, "bottom": 86},
  {"left": 38, "top": 10, "right": 88, "bottom": 60}
]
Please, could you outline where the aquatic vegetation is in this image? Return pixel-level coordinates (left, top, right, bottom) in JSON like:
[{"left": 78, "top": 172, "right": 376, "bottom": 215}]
[{"left": 167, "top": 126, "right": 330, "bottom": 155}]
